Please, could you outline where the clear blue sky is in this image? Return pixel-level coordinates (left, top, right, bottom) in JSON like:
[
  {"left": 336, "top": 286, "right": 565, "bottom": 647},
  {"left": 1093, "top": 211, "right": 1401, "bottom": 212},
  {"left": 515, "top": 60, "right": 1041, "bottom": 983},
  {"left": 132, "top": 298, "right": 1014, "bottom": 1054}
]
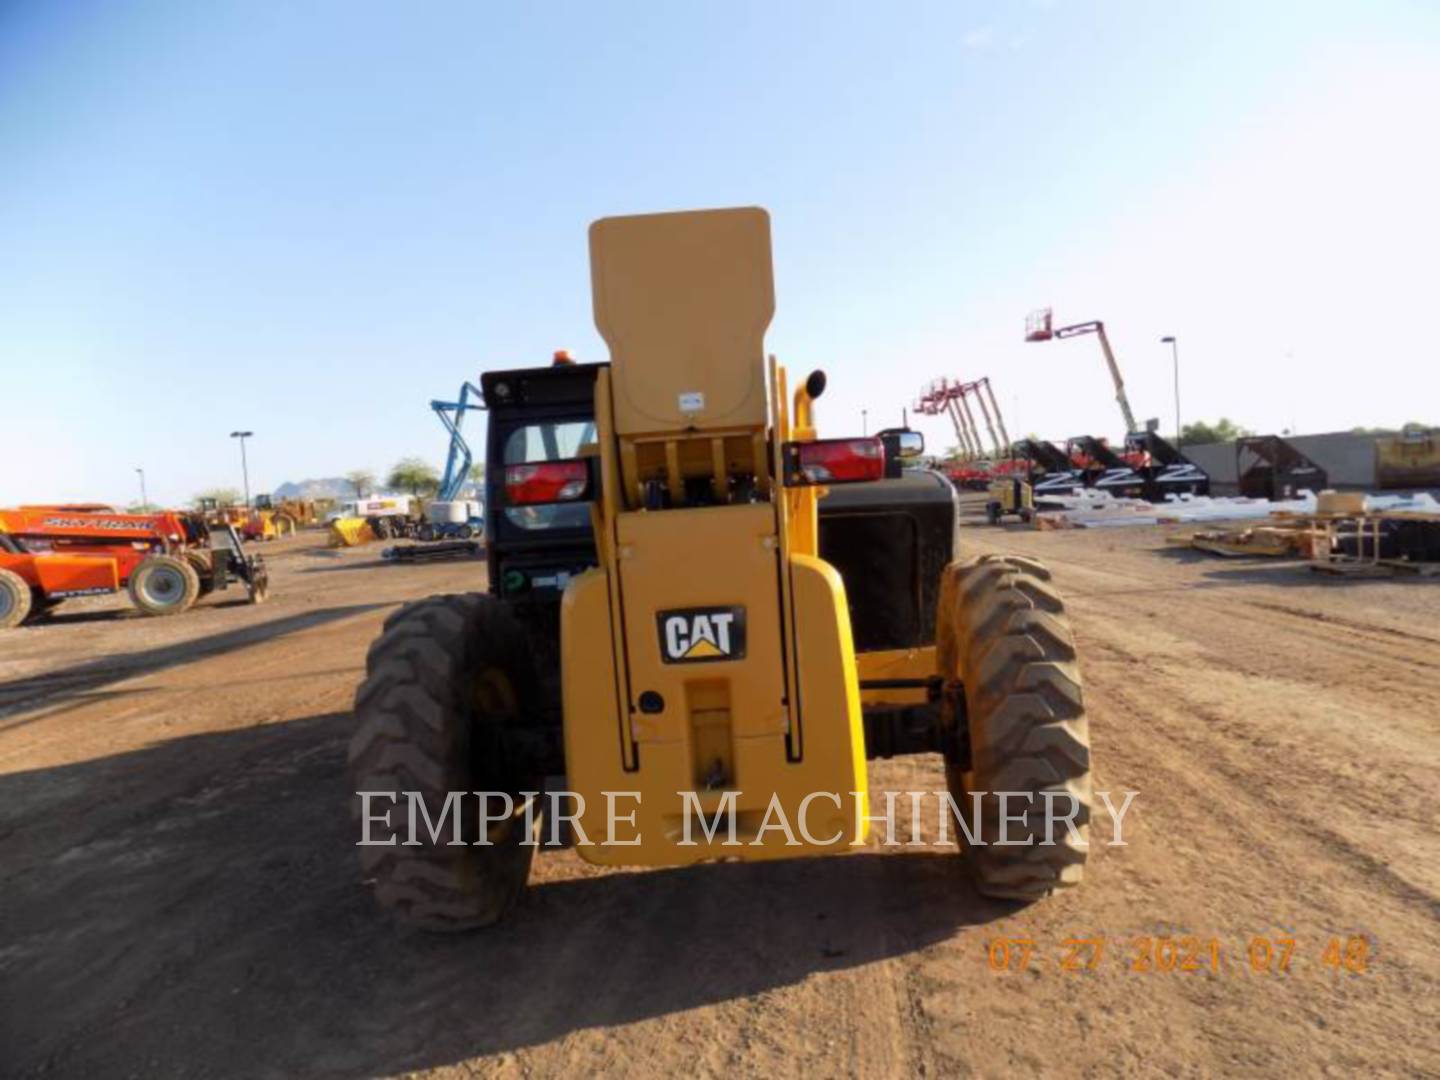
[{"left": 3, "top": 0, "right": 1437, "bottom": 507}]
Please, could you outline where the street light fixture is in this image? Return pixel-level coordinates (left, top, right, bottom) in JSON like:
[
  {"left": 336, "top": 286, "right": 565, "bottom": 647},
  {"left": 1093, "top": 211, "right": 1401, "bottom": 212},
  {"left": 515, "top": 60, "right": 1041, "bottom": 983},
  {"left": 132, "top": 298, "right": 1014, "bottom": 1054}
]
[
  {"left": 1160, "top": 337, "right": 1180, "bottom": 448},
  {"left": 135, "top": 467, "right": 148, "bottom": 511},
  {"left": 230, "top": 430, "right": 254, "bottom": 507}
]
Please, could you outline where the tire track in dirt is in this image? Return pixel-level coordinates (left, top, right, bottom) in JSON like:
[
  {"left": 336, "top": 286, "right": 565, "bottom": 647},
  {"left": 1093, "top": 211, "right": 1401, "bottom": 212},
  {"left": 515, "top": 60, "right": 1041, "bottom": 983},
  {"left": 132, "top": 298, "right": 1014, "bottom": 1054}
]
[{"left": 5, "top": 529, "right": 1439, "bottom": 1076}]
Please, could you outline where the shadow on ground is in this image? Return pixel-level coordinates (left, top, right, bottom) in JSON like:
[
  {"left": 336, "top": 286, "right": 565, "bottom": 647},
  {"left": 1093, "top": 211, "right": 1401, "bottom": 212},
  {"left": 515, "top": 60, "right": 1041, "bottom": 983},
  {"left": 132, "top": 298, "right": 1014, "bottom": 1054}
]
[
  {"left": 298, "top": 558, "right": 484, "bottom": 575},
  {"left": 0, "top": 604, "right": 390, "bottom": 721},
  {"left": 1201, "top": 561, "right": 1440, "bottom": 588},
  {"left": 0, "top": 712, "right": 1004, "bottom": 1077}
]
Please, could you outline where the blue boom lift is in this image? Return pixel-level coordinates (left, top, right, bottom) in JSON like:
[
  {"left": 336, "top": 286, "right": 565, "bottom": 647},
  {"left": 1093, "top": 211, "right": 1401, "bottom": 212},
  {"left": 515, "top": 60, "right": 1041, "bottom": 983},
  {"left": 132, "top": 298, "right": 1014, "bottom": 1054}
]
[{"left": 417, "top": 381, "right": 486, "bottom": 541}]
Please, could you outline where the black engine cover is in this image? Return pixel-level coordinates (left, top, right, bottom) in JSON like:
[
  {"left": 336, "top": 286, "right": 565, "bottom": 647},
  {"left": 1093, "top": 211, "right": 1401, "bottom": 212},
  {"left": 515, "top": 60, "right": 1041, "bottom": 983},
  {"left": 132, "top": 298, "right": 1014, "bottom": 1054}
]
[{"left": 817, "top": 470, "right": 959, "bottom": 653}]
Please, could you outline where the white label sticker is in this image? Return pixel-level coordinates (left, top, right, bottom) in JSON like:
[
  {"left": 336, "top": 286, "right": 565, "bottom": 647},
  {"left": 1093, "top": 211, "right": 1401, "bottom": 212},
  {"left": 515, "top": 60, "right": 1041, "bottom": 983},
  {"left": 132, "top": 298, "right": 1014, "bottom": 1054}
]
[{"left": 678, "top": 391, "right": 705, "bottom": 413}]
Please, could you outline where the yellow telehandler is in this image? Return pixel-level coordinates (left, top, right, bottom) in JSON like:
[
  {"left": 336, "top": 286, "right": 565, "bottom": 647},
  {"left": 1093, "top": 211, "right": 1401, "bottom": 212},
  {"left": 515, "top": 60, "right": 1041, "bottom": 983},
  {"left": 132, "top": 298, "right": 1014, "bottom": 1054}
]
[{"left": 349, "top": 208, "right": 1091, "bottom": 928}]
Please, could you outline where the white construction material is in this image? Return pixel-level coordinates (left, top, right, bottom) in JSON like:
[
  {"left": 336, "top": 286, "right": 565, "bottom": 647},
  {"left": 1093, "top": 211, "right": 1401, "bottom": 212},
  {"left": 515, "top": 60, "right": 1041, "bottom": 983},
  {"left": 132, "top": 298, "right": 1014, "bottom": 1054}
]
[{"left": 1035, "top": 489, "right": 1440, "bottom": 530}]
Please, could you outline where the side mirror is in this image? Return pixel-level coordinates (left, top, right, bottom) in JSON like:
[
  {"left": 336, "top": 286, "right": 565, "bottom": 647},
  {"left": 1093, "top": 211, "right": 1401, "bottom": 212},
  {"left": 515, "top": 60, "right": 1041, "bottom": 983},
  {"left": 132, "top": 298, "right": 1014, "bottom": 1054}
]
[
  {"left": 877, "top": 427, "right": 924, "bottom": 457},
  {"left": 503, "top": 458, "right": 595, "bottom": 505},
  {"left": 876, "top": 428, "right": 924, "bottom": 478}
]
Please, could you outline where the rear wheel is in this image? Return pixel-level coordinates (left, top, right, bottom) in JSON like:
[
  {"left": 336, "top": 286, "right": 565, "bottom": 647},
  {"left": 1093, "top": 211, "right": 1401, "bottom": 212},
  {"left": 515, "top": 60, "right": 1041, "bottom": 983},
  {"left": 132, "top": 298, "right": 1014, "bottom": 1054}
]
[
  {"left": 937, "top": 554, "right": 1091, "bottom": 900},
  {"left": 348, "top": 593, "right": 542, "bottom": 930},
  {"left": 128, "top": 555, "right": 201, "bottom": 616},
  {"left": 0, "top": 569, "right": 33, "bottom": 629}
]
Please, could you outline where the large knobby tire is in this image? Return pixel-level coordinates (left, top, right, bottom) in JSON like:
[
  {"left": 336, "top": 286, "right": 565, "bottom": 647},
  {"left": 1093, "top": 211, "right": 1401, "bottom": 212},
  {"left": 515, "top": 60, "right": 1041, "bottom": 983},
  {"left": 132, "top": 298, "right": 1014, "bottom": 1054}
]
[
  {"left": 128, "top": 555, "right": 201, "bottom": 617},
  {"left": 937, "top": 554, "right": 1091, "bottom": 900},
  {"left": 0, "top": 569, "right": 34, "bottom": 629},
  {"left": 348, "top": 593, "right": 542, "bottom": 931},
  {"left": 184, "top": 550, "right": 217, "bottom": 597}
]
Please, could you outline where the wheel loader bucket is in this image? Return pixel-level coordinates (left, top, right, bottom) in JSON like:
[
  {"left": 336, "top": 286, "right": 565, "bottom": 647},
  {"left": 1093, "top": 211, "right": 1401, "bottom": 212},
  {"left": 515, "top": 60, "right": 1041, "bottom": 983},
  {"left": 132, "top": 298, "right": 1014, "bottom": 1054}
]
[{"left": 328, "top": 517, "right": 375, "bottom": 547}]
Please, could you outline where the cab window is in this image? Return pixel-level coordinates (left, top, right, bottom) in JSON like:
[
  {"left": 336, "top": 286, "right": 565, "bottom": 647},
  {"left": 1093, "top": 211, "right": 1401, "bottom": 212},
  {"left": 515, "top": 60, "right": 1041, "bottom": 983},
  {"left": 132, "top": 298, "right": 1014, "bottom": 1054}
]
[{"left": 502, "top": 420, "right": 596, "bottom": 531}]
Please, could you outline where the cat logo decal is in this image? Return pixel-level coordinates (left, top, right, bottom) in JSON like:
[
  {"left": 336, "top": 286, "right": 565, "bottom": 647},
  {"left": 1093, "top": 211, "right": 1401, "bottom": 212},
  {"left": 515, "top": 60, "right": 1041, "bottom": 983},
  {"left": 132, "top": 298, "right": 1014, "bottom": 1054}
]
[{"left": 657, "top": 607, "right": 746, "bottom": 663}]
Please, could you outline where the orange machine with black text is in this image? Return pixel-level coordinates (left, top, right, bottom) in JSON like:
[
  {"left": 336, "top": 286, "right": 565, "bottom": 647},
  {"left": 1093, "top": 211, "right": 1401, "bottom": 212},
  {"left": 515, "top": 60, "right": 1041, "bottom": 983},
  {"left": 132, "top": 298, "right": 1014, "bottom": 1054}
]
[{"left": 0, "top": 506, "right": 268, "bottom": 629}]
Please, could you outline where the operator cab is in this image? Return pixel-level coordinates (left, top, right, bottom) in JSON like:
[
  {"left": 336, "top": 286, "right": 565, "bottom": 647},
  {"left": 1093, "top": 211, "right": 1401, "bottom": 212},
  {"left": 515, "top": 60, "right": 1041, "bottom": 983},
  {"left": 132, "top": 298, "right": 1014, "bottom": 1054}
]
[{"left": 480, "top": 363, "right": 602, "bottom": 604}]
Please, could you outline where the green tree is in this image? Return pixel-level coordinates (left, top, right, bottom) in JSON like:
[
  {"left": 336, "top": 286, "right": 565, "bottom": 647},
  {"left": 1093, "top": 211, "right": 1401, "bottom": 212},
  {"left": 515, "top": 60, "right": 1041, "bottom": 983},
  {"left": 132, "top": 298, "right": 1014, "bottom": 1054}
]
[
  {"left": 467, "top": 462, "right": 485, "bottom": 484},
  {"left": 345, "top": 469, "right": 377, "bottom": 498},
  {"left": 386, "top": 457, "right": 441, "bottom": 498},
  {"left": 126, "top": 501, "right": 161, "bottom": 513},
  {"left": 193, "top": 486, "right": 243, "bottom": 508},
  {"left": 1350, "top": 422, "right": 1433, "bottom": 436},
  {"left": 1180, "top": 418, "right": 1252, "bottom": 445}
]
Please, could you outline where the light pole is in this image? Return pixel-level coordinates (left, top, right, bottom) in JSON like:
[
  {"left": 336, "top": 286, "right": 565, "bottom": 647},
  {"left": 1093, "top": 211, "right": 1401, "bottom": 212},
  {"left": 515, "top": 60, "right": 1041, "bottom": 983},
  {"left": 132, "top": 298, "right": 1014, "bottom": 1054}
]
[
  {"left": 862, "top": 409, "right": 868, "bottom": 436},
  {"left": 136, "top": 467, "right": 148, "bottom": 510},
  {"left": 1161, "top": 337, "right": 1180, "bottom": 448},
  {"left": 230, "top": 430, "right": 254, "bottom": 506}
]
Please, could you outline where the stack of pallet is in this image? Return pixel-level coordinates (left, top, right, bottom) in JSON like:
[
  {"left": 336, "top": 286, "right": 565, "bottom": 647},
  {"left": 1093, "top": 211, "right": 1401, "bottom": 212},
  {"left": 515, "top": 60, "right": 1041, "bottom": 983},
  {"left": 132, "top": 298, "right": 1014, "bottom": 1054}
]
[
  {"left": 1171, "top": 491, "right": 1440, "bottom": 578},
  {"left": 1167, "top": 522, "right": 1320, "bottom": 558},
  {"left": 1309, "top": 493, "right": 1440, "bottom": 578}
]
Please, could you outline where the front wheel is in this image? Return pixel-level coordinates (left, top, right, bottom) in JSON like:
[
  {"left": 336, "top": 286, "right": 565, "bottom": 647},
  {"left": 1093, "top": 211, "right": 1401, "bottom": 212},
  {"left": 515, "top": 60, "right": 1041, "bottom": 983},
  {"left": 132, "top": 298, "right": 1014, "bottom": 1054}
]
[
  {"left": 184, "top": 550, "right": 217, "bottom": 596},
  {"left": 247, "top": 564, "right": 269, "bottom": 604},
  {"left": 936, "top": 554, "right": 1092, "bottom": 900},
  {"left": 348, "top": 594, "right": 542, "bottom": 930},
  {"left": 128, "top": 555, "right": 201, "bottom": 616}
]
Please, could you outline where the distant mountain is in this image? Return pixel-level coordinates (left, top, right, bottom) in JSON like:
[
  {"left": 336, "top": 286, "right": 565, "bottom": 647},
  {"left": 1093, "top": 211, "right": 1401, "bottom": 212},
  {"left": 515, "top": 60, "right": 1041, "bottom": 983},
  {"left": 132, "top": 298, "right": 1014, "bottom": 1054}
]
[{"left": 273, "top": 477, "right": 356, "bottom": 499}]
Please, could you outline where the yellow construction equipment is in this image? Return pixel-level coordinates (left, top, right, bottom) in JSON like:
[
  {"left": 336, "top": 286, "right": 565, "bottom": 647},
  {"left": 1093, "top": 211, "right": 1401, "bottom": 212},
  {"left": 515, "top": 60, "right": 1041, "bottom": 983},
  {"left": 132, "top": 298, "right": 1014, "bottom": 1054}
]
[
  {"left": 984, "top": 475, "right": 1034, "bottom": 525},
  {"left": 347, "top": 208, "right": 1093, "bottom": 929},
  {"left": 1376, "top": 430, "right": 1440, "bottom": 490},
  {"left": 254, "top": 495, "right": 332, "bottom": 530},
  {"left": 327, "top": 517, "right": 375, "bottom": 547}
]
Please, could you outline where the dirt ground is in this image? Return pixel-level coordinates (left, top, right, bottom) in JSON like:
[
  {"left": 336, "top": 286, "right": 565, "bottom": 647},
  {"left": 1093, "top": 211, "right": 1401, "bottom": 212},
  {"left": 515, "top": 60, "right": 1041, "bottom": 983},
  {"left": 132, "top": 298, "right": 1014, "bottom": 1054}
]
[{"left": 2, "top": 527, "right": 1437, "bottom": 1078}]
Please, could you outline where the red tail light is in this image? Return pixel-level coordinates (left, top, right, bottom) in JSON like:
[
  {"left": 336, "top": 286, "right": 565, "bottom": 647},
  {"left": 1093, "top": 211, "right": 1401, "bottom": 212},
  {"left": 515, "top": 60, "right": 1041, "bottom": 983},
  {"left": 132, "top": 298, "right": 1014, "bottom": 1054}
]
[
  {"left": 785, "top": 437, "right": 886, "bottom": 485},
  {"left": 504, "top": 460, "right": 592, "bottom": 505}
]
